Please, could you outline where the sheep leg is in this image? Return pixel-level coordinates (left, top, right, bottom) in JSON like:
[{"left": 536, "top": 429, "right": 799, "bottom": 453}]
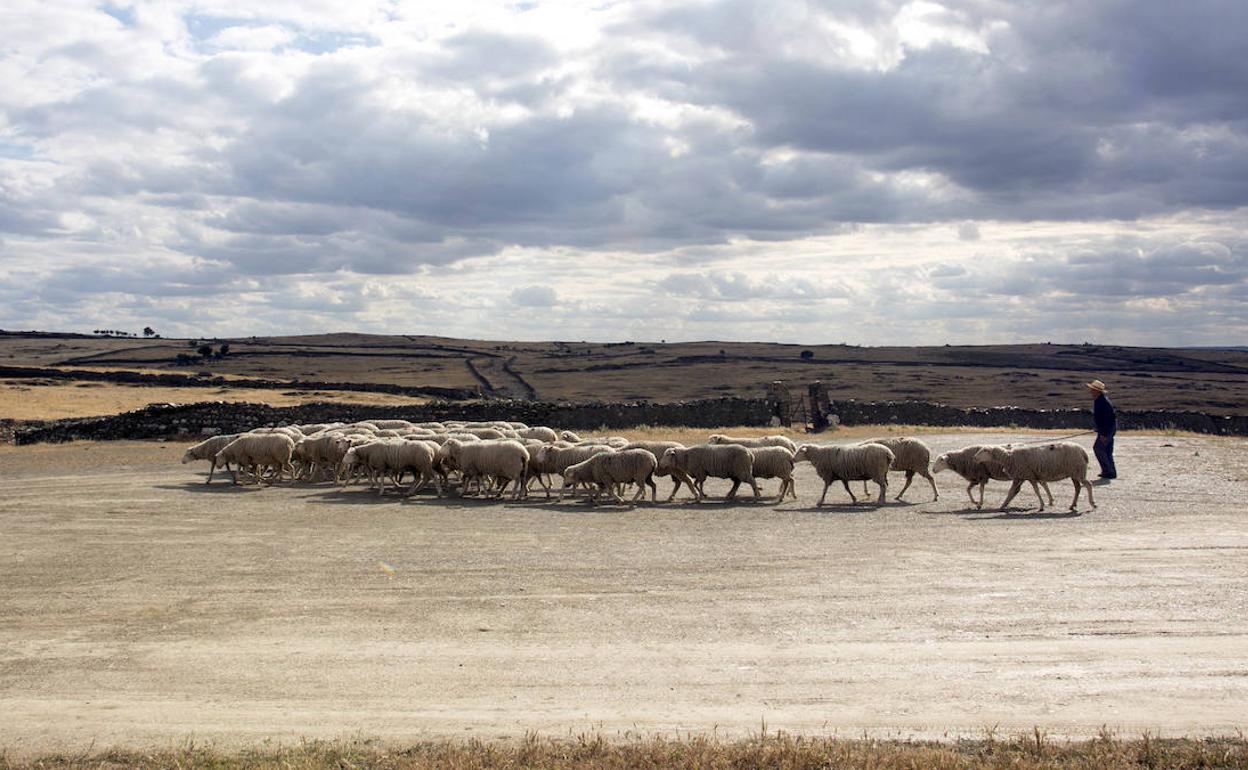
[
  {"left": 841, "top": 479, "right": 858, "bottom": 504},
  {"left": 875, "top": 476, "right": 887, "bottom": 505},
  {"left": 817, "top": 480, "right": 831, "bottom": 506},
  {"left": 748, "top": 476, "right": 761, "bottom": 499},
  {"left": 612, "top": 484, "right": 628, "bottom": 504},
  {"left": 895, "top": 471, "right": 914, "bottom": 501},
  {"left": 638, "top": 476, "right": 653, "bottom": 503},
  {"left": 965, "top": 481, "right": 978, "bottom": 506},
  {"left": 725, "top": 479, "right": 742, "bottom": 500},
  {"left": 206, "top": 459, "right": 218, "bottom": 484},
  {"left": 1000, "top": 479, "right": 1024, "bottom": 510},
  {"left": 1028, "top": 480, "right": 1047, "bottom": 511},
  {"left": 1043, "top": 482, "right": 1054, "bottom": 506},
  {"left": 923, "top": 470, "right": 938, "bottom": 501},
  {"left": 1084, "top": 479, "right": 1096, "bottom": 509}
]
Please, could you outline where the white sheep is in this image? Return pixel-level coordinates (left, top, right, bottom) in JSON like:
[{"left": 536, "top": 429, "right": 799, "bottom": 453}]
[
  {"left": 559, "top": 449, "right": 658, "bottom": 504},
  {"left": 181, "top": 434, "right": 240, "bottom": 483},
  {"left": 794, "top": 443, "right": 893, "bottom": 506},
  {"left": 559, "top": 430, "right": 583, "bottom": 443},
  {"left": 932, "top": 445, "right": 1053, "bottom": 509},
  {"left": 708, "top": 433, "right": 799, "bottom": 453},
  {"left": 293, "top": 433, "right": 353, "bottom": 482},
  {"left": 857, "top": 437, "right": 938, "bottom": 501},
  {"left": 622, "top": 441, "right": 695, "bottom": 501},
  {"left": 529, "top": 443, "right": 615, "bottom": 497},
  {"left": 973, "top": 443, "right": 1095, "bottom": 512},
  {"left": 214, "top": 434, "right": 296, "bottom": 485},
  {"left": 436, "top": 439, "right": 530, "bottom": 499},
  {"left": 514, "top": 426, "right": 559, "bottom": 442},
  {"left": 338, "top": 439, "right": 428, "bottom": 494},
  {"left": 747, "top": 446, "right": 797, "bottom": 501},
  {"left": 657, "top": 444, "right": 759, "bottom": 502},
  {"left": 370, "top": 419, "right": 414, "bottom": 430}
]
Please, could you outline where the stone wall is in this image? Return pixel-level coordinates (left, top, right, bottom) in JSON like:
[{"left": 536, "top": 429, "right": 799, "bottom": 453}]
[
  {"left": 13, "top": 397, "right": 775, "bottom": 444},
  {"left": 0, "top": 364, "right": 479, "bottom": 400},
  {"left": 11, "top": 396, "right": 1247, "bottom": 444}
]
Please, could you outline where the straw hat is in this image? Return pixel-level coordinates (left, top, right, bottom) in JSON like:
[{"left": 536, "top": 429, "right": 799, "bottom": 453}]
[{"left": 1085, "top": 379, "right": 1108, "bottom": 394}]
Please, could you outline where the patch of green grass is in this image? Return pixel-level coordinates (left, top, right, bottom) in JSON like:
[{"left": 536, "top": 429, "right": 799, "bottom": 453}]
[{"left": 4, "top": 731, "right": 1245, "bottom": 770}]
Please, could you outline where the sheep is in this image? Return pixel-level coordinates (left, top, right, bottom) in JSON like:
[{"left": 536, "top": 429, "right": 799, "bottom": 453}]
[
  {"left": 973, "top": 443, "right": 1095, "bottom": 512},
  {"left": 560, "top": 449, "right": 658, "bottom": 504},
  {"left": 932, "top": 445, "right": 1053, "bottom": 509},
  {"left": 181, "top": 434, "right": 240, "bottom": 483},
  {"left": 857, "top": 437, "right": 938, "bottom": 501},
  {"left": 436, "top": 439, "right": 530, "bottom": 499},
  {"left": 747, "top": 446, "right": 797, "bottom": 501},
  {"left": 292, "top": 433, "right": 353, "bottom": 482},
  {"left": 559, "top": 430, "right": 583, "bottom": 443},
  {"left": 213, "top": 434, "right": 296, "bottom": 485},
  {"left": 657, "top": 444, "right": 759, "bottom": 502},
  {"left": 622, "top": 441, "right": 696, "bottom": 501},
  {"left": 514, "top": 426, "right": 559, "bottom": 442},
  {"left": 343, "top": 440, "right": 442, "bottom": 495},
  {"left": 370, "top": 419, "right": 414, "bottom": 430},
  {"left": 461, "top": 427, "right": 509, "bottom": 440},
  {"left": 529, "top": 444, "right": 616, "bottom": 497},
  {"left": 794, "top": 443, "right": 893, "bottom": 506},
  {"left": 708, "top": 434, "right": 799, "bottom": 453}
]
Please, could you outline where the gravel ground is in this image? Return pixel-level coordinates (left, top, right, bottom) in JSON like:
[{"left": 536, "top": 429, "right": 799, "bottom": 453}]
[{"left": 1, "top": 432, "right": 1245, "bottom": 752}]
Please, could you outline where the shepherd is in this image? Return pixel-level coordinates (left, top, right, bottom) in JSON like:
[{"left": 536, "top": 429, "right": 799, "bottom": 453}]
[{"left": 1087, "top": 379, "right": 1117, "bottom": 479}]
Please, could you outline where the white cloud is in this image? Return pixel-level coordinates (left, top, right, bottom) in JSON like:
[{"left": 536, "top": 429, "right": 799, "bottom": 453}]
[{"left": 0, "top": 0, "right": 1246, "bottom": 345}]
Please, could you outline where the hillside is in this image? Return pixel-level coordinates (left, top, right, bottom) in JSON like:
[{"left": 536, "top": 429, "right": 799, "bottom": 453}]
[{"left": 2, "top": 331, "right": 1247, "bottom": 415}]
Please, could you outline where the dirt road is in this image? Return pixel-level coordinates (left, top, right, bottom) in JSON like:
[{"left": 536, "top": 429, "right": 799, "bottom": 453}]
[{"left": 1, "top": 433, "right": 1245, "bottom": 752}]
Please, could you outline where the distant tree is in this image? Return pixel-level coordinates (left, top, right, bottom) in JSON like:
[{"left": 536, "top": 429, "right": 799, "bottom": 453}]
[
  {"left": 719, "top": 349, "right": 726, "bottom": 356},
  {"left": 197, "top": 344, "right": 214, "bottom": 358},
  {"left": 218, "top": 343, "right": 231, "bottom": 357},
  {"left": 800, "top": 349, "right": 815, "bottom": 360},
  {"left": 143, "top": 326, "right": 155, "bottom": 337},
  {"left": 188, "top": 340, "right": 199, "bottom": 348},
  {"left": 175, "top": 353, "right": 195, "bottom": 365}
]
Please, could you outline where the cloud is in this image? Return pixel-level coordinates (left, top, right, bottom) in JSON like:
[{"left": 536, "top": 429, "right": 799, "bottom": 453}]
[
  {"left": 0, "top": 0, "right": 1246, "bottom": 344},
  {"left": 510, "top": 284, "right": 558, "bottom": 307}
]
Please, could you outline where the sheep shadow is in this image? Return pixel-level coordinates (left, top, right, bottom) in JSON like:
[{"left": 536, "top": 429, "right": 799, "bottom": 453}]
[
  {"left": 967, "top": 509, "right": 1085, "bottom": 521},
  {"left": 154, "top": 481, "right": 272, "bottom": 494}
]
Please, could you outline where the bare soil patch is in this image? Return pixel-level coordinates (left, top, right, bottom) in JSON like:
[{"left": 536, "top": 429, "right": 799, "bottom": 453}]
[
  {"left": 0, "top": 379, "right": 427, "bottom": 421},
  {"left": 1, "top": 432, "right": 1245, "bottom": 753}
]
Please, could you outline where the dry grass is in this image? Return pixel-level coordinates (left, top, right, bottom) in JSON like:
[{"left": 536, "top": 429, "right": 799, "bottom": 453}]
[
  {"left": 0, "top": 379, "right": 426, "bottom": 421},
  {"left": 3, "top": 732, "right": 1244, "bottom": 770},
  {"left": 598, "top": 424, "right": 1102, "bottom": 446}
]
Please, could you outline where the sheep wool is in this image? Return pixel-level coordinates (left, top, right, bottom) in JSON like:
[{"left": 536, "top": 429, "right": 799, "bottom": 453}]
[
  {"left": 657, "top": 444, "right": 759, "bottom": 502},
  {"left": 794, "top": 443, "right": 893, "bottom": 506},
  {"left": 560, "top": 449, "right": 658, "bottom": 504},
  {"left": 973, "top": 443, "right": 1095, "bottom": 512},
  {"left": 747, "top": 446, "right": 797, "bottom": 501},
  {"left": 858, "top": 437, "right": 938, "bottom": 501},
  {"left": 180, "top": 434, "right": 240, "bottom": 484},
  {"left": 214, "top": 434, "right": 296, "bottom": 485},
  {"left": 708, "top": 434, "right": 799, "bottom": 453},
  {"left": 933, "top": 444, "right": 1053, "bottom": 509},
  {"left": 622, "top": 441, "right": 695, "bottom": 500}
]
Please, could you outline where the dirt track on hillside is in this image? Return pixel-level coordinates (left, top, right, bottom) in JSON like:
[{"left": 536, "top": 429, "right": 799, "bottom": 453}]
[{"left": 1, "top": 433, "right": 1245, "bottom": 752}]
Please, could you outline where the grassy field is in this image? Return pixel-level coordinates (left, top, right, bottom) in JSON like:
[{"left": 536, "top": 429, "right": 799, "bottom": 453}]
[
  {"left": 5, "top": 331, "right": 1248, "bottom": 412},
  {"left": 4, "top": 733, "right": 1245, "bottom": 770},
  {"left": 0, "top": 379, "right": 426, "bottom": 421}
]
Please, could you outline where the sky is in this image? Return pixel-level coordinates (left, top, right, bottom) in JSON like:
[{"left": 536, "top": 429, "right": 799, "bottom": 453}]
[{"left": 0, "top": 0, "right": 1245, "bottom": 345}]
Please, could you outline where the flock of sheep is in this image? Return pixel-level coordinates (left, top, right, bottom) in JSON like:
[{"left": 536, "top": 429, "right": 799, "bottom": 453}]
[{"left": 180, "top": 419, "right": 1098, "bottom": 512}]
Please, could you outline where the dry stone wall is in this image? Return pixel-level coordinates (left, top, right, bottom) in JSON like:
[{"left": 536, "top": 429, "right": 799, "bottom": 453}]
[{"left": 11, "top": 397, "right": 1248, "bottom": 444}]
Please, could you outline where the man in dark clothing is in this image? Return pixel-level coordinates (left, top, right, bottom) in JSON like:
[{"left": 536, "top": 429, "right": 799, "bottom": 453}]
[{"left": 1087, "top": 379, "right": 1117, "bottom": 479}]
